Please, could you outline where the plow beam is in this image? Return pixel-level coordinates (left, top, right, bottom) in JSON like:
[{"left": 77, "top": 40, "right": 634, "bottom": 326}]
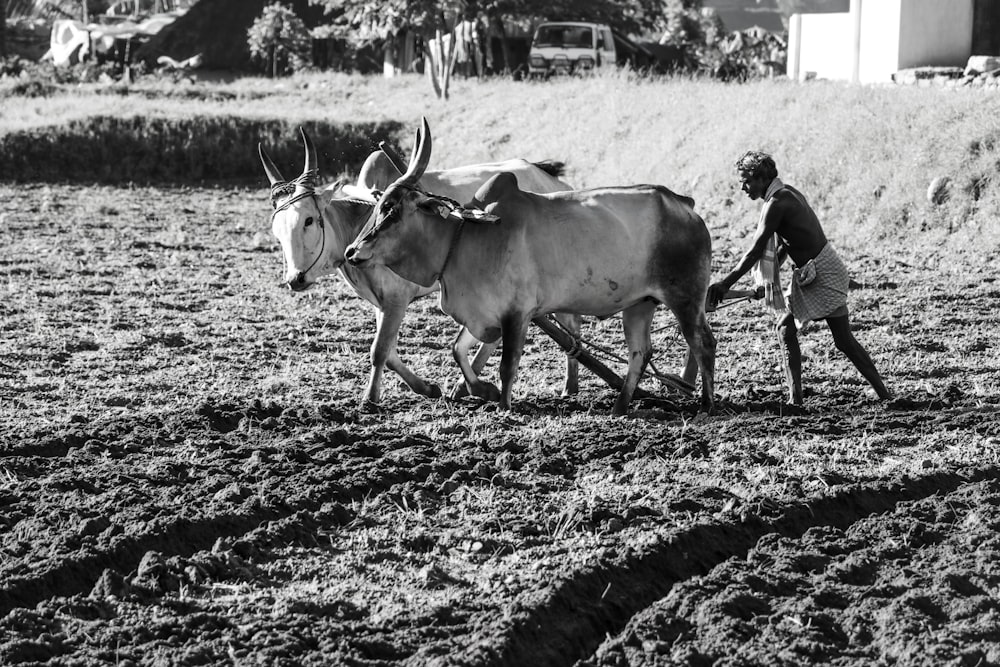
[{"left": 531, "top": 316, "right": 695, "bottom": 399}]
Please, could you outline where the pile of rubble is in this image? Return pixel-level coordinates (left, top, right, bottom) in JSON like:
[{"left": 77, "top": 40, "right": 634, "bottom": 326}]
[{"left": 894, "top": 55, "right": 1000, "bottom": 89}]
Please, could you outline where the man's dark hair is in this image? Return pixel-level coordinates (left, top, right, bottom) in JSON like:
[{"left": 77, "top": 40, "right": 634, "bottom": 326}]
[{"left": 736, "top": 151, "right": 778, "bottom": 181}]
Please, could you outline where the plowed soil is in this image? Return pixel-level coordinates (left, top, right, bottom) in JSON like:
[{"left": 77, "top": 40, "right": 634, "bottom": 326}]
[{"left": 1, "top": 183, "right": 998, "bottom": 666}]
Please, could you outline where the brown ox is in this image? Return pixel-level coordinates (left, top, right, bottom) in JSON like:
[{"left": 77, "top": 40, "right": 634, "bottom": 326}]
[
  {"left": 345, "top": 118, "right": 716, "bottom": 416},
  {"left": 259, "top": 128, "right": 579, "bottom": 408}
]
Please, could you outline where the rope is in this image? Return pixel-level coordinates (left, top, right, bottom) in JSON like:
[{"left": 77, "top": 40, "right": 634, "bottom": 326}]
[
  {"left": 434, "top": 216, "right": 466, "bottom": 283},
  {"left": 269, "top": 169, "right": 319, "bottom": 210}
]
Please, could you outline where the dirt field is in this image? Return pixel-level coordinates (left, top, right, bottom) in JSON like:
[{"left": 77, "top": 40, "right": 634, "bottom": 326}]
[{"left": 1, "top": 183, "right": 999, "bottom": 666}]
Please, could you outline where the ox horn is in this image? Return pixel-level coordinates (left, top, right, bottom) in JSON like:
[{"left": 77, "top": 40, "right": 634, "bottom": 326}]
[
  {"left": 258, "top": 143, "right": 285, "bottom": 186},
  {"left": 397, "top": 116, "right": 432, "bottom": 190},
  {"left": 300, "top": 127, "right": 318, "bottom": 183}
]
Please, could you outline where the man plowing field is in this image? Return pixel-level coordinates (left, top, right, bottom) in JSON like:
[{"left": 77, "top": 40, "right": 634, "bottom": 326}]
[{"left": 708, "top": 150, "right": 892, "bottom": 406}]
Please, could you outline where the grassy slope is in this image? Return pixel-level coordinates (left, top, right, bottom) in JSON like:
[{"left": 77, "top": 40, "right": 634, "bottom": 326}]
[{"left": 3, "top": 70, "right": 998, "bottom": 255}]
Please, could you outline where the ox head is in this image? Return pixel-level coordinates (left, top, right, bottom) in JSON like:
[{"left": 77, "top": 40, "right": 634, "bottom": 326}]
[
  {"left": 345, "top": 117, "right": 498, "bottom": 287},
  {"left": 260, "top": 128, "right": 359, "bottom": 291}
]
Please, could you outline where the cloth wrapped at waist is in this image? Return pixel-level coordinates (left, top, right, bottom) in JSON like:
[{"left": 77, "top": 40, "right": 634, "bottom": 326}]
[{"left": 786, "top": 243, "right": 849, "bottom": 326}]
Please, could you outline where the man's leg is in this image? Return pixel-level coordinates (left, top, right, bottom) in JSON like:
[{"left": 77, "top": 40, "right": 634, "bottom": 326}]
[
  {"left": 776, "top": 312, "right": 803, "bottom": 405},
  {"left": 825, "top": 314, "right": 892, "bottom": 399}
]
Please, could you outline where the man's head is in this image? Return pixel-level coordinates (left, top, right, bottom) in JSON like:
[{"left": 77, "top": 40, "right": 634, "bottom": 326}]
[{"left": 735, "top": 150, "right": 777, "bottom": 201}]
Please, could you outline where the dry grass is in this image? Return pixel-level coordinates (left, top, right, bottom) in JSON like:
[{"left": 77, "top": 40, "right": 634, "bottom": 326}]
[{"left": 3, "top": 68, "right": 998, "bottom": 254}]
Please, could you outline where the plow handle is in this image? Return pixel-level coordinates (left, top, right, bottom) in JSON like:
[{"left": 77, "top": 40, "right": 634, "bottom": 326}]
[
  {"left": 378, "top": 141, "right": 410, "bottom": 178},
  {"left": 706, "top": 286, "right": 764, "bottom": 313}
]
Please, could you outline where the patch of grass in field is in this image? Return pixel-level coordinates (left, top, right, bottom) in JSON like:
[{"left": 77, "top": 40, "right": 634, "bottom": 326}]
[{"left": 3, "top": 69, "right": 998, "bottom": 254}]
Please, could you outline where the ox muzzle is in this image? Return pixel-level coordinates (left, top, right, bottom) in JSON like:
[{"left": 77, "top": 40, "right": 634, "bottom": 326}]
[{"left": 284, "top": 271, "right": 313, "bottom": 291}]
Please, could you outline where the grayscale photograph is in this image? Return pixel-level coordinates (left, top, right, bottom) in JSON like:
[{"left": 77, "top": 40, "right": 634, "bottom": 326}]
[{"left": 1, "top": 0, "right": 999, "bottom": 664}]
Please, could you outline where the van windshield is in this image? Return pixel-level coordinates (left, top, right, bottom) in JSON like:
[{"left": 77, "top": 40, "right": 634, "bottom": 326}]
[{"left": 533, "top": 25, "right": 593, "bottom": 49}]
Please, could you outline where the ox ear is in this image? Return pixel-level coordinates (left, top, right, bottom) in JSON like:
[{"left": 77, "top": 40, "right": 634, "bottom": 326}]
[
  {"left": 323, "top": 177, "right": 347, "bottom": 195},
  {"left": 416, "top": 197, "right": 499, "bottom": 224},
  {"left": 454, "top": 207, "right": 500, "bottom": 224}
]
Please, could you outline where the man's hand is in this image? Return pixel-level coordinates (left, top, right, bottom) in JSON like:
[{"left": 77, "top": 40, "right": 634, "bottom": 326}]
[{"left": 707, "top": 281, "right": 731, "bottom": 310}]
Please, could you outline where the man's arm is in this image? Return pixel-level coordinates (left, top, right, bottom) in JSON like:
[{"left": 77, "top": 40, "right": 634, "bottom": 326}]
[{"left": 708, "top": 200, "right": 782, "bottom": 304}]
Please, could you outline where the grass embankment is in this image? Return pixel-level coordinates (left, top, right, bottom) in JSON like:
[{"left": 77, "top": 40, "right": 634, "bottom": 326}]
[{"left": 1, "top": 69, "right": 998, "bottom": 251}]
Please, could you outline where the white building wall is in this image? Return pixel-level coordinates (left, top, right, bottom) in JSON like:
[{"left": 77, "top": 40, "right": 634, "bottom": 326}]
[
  {"left": 794, "top": 0, "right": 976, "bottom": 84},
  {"left": 788, "top": 12, "right": 854, "bottom": 81},
  {"left": 898, "top": 0, "right": 973, "bottom": 70},
  {"left": 858, "top": 0, "right": 901, "bottom": 83}
]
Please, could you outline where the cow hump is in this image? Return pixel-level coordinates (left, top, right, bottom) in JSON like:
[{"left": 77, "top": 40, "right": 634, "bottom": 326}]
[{"left": 471, "top": 172, "right": 520, "bottom": 208}]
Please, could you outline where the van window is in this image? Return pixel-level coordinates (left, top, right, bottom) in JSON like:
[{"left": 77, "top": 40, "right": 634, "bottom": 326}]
[
  {"left": 534, "top": 25, "right": 564, "bottom": 48},
  {"left": 570, "top": 27, "right": 593, "bottom": 48},
  {"left": 534, "top": 25, "right": 592, "bottom": 49}
]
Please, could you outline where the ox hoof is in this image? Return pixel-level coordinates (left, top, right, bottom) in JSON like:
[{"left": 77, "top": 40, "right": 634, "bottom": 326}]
[
  {"left": 449, "top": 380, "right": 471, "bottom": 401},
  {"left": 450, "top": 380, "right": 501, "bottom": 403},
  {"left": 473, "top": 382, "right": 502, "bottom": 403},
  {"left": 359, "top": 400, "right": 384, "bottom": 414},
  {"left": 424, "top": 383, "right": 443, "bottom": 400}
]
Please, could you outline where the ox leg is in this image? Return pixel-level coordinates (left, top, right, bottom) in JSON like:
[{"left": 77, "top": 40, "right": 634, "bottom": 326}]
[
  {"left": 615, "top": 302, "right": 656, "bottom": 416},
  {"left": 451, "top": 327, "right": 501, "bottom": 402},
  {"left": 553, "top": 312, "right": 581, "bottom": 396},
  {"left": 680, "top": 350, "right": 699, "bottom": 386},
  {"left": 672, "top": 302, "right": 716, "bottom": 413},
  {"left": 498, "top": 316, "right": 530, "bottom": 411},
  {"left": 365, "top": 306, "right": 441, "bottom": 408},
  {"left": 450, "top": 329, "right": 500, "bottom": 400}
]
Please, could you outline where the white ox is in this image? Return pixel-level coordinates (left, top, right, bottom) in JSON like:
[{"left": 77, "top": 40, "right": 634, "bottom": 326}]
[
  {"left": 259, "top": 129, "right": 580, "bottom": 407},
  {"left": 345, "top": 118, "right": 716, "bottom": 416}
]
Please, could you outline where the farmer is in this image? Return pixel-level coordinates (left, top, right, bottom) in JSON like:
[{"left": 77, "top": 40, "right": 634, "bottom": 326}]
[{"left": 707, "top": 150, "right": 891, "bottom": 405}]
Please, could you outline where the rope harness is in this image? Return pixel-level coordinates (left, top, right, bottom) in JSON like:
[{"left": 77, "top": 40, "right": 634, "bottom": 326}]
[
  {"left": 361, "top": 184, "right": 471, "bottom": 284},
  {"left": 435, "top": 215, "right": 466, "bottom": 283},
  {"left": 269, "top": 170, "right": 327, "bottom": 280}
]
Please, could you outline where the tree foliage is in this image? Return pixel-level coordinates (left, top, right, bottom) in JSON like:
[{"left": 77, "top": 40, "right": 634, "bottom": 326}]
[
  {"left": 247, "top": 2, "right": 312, "bottom": 76},
  {"left": 309, "top": 0, "right": 669, "bottom": 39}
]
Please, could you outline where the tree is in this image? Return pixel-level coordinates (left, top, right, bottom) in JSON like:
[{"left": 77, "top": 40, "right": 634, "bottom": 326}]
[
  {"left": 311, "top": 0, "right": 667, "bottom": 45},
  {"left": 247, "top": 2, "right": 312, "bottom": 76},
  {"left": 1, "top": 0, "right": 6, "bottom": 59},
  {"left": 311, "top": 0, "right": 668, "bottom": 79}
]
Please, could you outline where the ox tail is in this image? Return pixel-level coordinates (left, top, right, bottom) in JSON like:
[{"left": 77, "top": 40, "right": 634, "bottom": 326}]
[{"left": 531, "top": 160, "right": 567, "bottom": 178}]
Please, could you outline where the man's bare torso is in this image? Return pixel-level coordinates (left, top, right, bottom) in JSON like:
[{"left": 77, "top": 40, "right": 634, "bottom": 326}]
[{"left": 768, "top": 184, "right": 828, "bottom": 266}]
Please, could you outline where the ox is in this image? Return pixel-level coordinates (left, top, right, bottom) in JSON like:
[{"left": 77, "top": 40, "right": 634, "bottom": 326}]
[
  {"left": 259, "top": 128, "right": 580, "bottom": 408},
  {"left": 345, "top": 118, "right": 716, "bottom": 416}
]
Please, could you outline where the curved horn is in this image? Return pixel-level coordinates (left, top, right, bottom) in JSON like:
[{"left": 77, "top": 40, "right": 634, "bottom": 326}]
[
  {"left": 299, "top": 126, "right": 318, "bottom": 181},
  {"left": 258, "top": 143, "right": 285, "bottom": 186},
  {"left": 396, "top": 116, "right": 432, "bottom": 189}
]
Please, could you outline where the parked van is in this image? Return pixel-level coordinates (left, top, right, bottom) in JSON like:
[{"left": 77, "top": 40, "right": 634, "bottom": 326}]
[{"left": 527, "top": 22, "right": 616, "bottom": 77}]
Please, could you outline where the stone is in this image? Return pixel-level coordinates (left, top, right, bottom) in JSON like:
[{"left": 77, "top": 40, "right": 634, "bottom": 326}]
[
  {"left": 964, "top": 55, "right": 1000, "bottom": 77},
  {"left": 927, "top": 177, "right": 951, "bottom": 206}
]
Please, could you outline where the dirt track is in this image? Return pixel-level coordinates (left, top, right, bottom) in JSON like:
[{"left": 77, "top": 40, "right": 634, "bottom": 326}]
[{"left": 1, "top": 184, "right": 999, "bottom": 665}]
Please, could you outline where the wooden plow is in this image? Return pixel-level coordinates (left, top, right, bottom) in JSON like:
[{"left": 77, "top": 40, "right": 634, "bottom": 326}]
[
  {"left": 532, "top": 286, "right": 762, "bottom": 400},
  {"left": 531, "top": 315, "right": 690, "bottom": 399}
]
